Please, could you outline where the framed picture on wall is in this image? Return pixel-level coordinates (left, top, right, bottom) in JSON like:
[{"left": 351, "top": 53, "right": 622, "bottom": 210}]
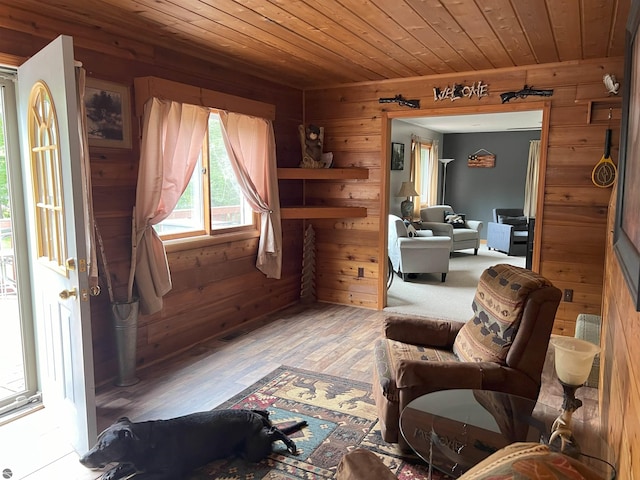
[
  {"left": 84, "top": 78, "right": 132, "bottom": 149},
  {"left": 614, "top": 3, "right": 640, "bottom": 311},
  {"left": 391, "top": 142, "right": 405, "bottom": 170}
]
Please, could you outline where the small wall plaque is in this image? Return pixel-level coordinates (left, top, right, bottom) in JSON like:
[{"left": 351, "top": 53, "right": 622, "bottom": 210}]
[{"left": 468, "top": 150, "right": 495, "bottom": 168}]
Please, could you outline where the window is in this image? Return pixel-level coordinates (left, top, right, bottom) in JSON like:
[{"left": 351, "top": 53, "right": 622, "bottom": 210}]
[{"left": 155, "top": 112, "right": 254, "bottom": 239}]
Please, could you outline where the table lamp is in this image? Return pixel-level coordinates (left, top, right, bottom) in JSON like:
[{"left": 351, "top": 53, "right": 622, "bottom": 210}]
[
  {"left": 548, "top": 337, "right": 600, "bottom": 456},
  {"left": 396, "top": 182, "right": 419, "bottom": 220}
]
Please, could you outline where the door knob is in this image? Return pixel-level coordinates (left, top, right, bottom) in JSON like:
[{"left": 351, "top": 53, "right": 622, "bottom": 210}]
[{"left": 59, "top": 288, "right": 77, "bottom": 300}]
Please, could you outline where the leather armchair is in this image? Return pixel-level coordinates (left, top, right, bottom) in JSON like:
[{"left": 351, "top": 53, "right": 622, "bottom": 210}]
[
  {"left": 487, "top": 208, "right": 529, "bottom": 256},
  {"left": 419, "top": 205, "right": 483, "bottom": 255},
  {"left": 372, "top": 264, "right": 561, "bottom": 444},
  {"left": 388, "top": 215, "right": 451, "bottom": 282}
]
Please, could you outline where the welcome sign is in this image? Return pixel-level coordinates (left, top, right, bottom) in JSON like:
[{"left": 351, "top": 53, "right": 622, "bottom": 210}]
[{"left": 433, "top": 81, "right": 489, "bottom": 102}]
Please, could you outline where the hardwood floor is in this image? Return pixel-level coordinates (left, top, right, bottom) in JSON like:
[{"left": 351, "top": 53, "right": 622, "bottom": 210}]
[
  {"left": 0, "top": 301, "right": 602, "bottom": 479},
  {"left": 95, "top": 302, "right": 384, "bottom": 428}
]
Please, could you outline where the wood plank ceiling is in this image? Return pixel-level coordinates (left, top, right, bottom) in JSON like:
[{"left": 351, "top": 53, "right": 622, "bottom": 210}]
[{"left": 0, "top": 0, "right": 630, "bottom": 89}]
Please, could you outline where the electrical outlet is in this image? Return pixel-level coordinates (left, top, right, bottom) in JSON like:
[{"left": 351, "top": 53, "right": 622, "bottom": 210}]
[
  {"left": 563, "top": 289, "right": 573, "bottom": 302},
  {"left": 357, "top": 267, "right": 364, "bottom": 278}
]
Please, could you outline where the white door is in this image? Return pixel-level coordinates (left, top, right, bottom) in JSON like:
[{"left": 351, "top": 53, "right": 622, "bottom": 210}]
[{"left": 16, "top": 35, "right": 97, "bottom": 454}]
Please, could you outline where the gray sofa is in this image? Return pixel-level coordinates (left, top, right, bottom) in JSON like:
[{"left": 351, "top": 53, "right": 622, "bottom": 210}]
[{"left": 487, "top": 208, "right": 529, "bottom": 256}]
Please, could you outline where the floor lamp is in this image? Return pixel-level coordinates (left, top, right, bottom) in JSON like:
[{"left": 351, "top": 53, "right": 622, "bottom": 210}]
[{"left": 439, "top": 158, "right": 454, "bottom": 204}]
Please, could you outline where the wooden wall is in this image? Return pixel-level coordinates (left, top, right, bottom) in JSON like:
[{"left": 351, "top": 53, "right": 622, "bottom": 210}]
[
  {"left": 601, "top": 183, "right": 639, "bottom": 478},
  {"left": 0, "top": 22, "right": 305, "bottom": 385},
  {"left": 304, "top": 58, "right": 624, "bottom": 335}
]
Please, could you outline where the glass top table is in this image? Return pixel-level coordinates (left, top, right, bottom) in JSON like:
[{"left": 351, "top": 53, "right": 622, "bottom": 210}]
[{"left": 399, "top": 389, "right": 614, "bottom": 479}]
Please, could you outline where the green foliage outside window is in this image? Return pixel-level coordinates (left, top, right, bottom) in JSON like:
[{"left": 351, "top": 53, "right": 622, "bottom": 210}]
[
  {"left": 172, "top": 114, "right": 240, "bottom": 213},
  {"left": 208, "top": 114, "right": 241, "bottom": 207}
]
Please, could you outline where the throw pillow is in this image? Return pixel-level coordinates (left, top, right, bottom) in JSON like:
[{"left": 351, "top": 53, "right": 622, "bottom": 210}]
[
  {"left": 498, "top": 215, "right": 528, "bottom": 232},
  {"left": 498, "top": 215, "right": 528, "bottom": 225},
  {"left": 444, "top": 211, "right": 466, "bottom": 228},
  {"left": 453, "top": 264, "right": 553, "bottom": 364},
  {"left": 406, "top": 224, "right": 418, "bottom": 237},
  {"left": 458, "top": 442, "right": 607, "bottom": 480}
]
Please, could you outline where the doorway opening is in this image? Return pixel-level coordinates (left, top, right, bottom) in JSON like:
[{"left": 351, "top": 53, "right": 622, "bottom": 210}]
[{"left": 383, "top": 104, "right": 550, "bottom": 311}]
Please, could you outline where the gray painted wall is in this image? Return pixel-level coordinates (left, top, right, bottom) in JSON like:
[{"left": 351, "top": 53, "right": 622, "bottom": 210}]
[
  {"left": 442, "top": 130, "right": 541, "bottom": 239},
  {"left": 389, "top": 119, "right": 444, "bottom": 218}
]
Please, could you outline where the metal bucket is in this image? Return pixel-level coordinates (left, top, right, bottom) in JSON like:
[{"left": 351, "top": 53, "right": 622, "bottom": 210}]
[{"left": 111, "top": 299, "right": 140, "bottom": 386}]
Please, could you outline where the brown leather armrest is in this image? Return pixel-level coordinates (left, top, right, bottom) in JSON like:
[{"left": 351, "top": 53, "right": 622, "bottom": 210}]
[
  {"left": 383, "top": 315, "right": 463, "bottom": 347},
  {"left": 395, "top": 360, "right": 481, "bottom": 389},
  {"left": 397, "top": 359, "right": 539, "bottom": 400}
]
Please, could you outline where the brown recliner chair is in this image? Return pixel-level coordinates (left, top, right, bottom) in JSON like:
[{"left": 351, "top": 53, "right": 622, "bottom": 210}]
[{"left": 373, "top": 263, "right": 561, "bottom": 444}]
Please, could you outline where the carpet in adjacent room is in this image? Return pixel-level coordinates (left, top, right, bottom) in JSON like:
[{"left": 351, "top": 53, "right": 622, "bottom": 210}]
[
  {"left": 385, "top": 244, "right": 525, "bottom": 320},
  {"left": 189, "top": 366, "right": 450, "bottom": 479}
]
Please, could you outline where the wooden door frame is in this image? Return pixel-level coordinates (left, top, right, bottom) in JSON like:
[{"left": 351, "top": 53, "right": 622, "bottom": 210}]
[{"left": 379, "top": 101, "right": 552, "bottom": 309}]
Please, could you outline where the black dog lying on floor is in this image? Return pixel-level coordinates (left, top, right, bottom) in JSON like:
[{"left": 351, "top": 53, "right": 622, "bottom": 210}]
[{"left": 79, "top": 408, "right": 307, "bottom": 480}]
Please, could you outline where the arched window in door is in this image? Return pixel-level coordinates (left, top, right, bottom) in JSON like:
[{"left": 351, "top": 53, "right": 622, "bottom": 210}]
[{"left": 27, "top": 81, "right": 67, "bottom": 276}]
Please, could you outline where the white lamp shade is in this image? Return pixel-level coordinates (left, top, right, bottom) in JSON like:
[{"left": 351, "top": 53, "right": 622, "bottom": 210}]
[{"left": 551, "top": 337, "right": 600, "bottom": 386}]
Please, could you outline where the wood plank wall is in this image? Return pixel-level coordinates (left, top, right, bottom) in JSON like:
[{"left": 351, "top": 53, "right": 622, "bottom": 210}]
[
  {"left": 304, "top": 58, "right": 624, "bottom": 335},
  {"left": 0, "top": 23, "right": 305, "bottom": 385},
  {"left": 601, "top": 183, "right": 639, "bottom": 478}
]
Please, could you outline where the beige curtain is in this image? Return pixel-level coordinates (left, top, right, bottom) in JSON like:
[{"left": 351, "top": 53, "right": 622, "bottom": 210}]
[
  {"left": 427, "top": 140, "right": 439, "bottom": 206},
  {"left": 219, "top": 111, "right": 282, "bottom": 278},
  {"left": 410, "top": 137, "right": 439, "bottom": 217},
  {"left": 129, "top": 97, "right": 210, "bottom": 314},
  {"left": 410, "top": 138, "right": 422, "bottom": 218},
  {"left": 524, "top": 140, "right": 541, "bottom": 218}
]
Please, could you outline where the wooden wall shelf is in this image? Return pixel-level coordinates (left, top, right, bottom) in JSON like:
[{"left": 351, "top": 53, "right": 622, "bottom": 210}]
[
  {"left": 280, "top": 206, "right": 367, "bottom": 219},
  {"left": 277, "top": 167, "right": 369, "bottom": 180},
  {"left": 575, "top": 96, "right": 622, "bottom": 124},
  {"left": 278, "top": 167, "right": 369, "bottom": 219}
]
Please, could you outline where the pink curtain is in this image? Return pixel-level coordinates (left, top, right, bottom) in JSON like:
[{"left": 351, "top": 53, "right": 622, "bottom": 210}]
[
  {"left": 219, "top": 111, "right": 282, "bottom": 278},
  {"left": 129, "top": 97, "right": 209, "bottom": 314}
]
